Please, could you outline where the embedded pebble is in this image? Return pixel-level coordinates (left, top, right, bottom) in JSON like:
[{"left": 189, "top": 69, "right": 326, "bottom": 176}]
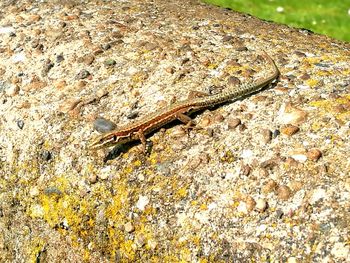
[
  {"left": 262, "top": 179, "right": 277, "bottom": 194},
  {"left": 278, "top": 104, "right": 307, "bottom": 125},
  {"left": 40, "top": 150, "right": 52, "bottom": 161},
  {"left": 299, "top": 73, "right": 310, "bottom": 80},
  {"left": 227, "top": 76, "right": 240, "bottom": 86},
  {"left": 104, "top": 58, "right": 116, "bottom": 66},
  {"left": 83, "top": 54, "right": 95, "bottom": 65},
  {"left": 259, "top": 168, "right": 269, "bottom": 177},
  {"left": 17, "top": 120, "right": 24, "bottom": 129},
  {"left": 124, "top": 222, "right": 135, "bottom": 233},
  {"left": 306, "top": 148, "right": 322, "bottom": 161},
  {"left": 228, "top": 118, "right": 241, "bottom": 129},
  {"left": 240, "top": 164, "right": 251, "bottom": 176},
  {"left": 272, "top": 129, "right": 280, "bottom": 138},
  {"left": 255, "top": 199, "right": 268, "bottom": 212},
  {"left": 199, "top": 116, "right": 211, "bottom": 127},
  {"left": 245, "top": 196, "right": 256, "bottom": 212},
  {"left": 76, "top": 69, "right": 90, "bottom": 79},
  {"left": 280, "top": 124, "right": 299, "bottom": 136},
  {"left": 261, "top": 128, "right": 272, "bottom": 143},
  {"left": 5, "top": 84, "right": 19, "bottom": 96},
  {"left": 277, "top": 185, "right": 292, "bottom": 200},
  {"left": 88, "top": 174, "right": 97, "bottom": 184},
  {"left": 127, "top": 111, "right": 138, "bottom": 119},
  {"left": 136, "top": 195, "right": 149, "bottom": 211},
  {"left": 135, "top": 234, "right": 146, "bottom": 247},
  {"left": 213, "top": 113, "right": 224, "bottom": 123},
  {"left": 93, "top": 117, "right": 117, "bottom": 133}
]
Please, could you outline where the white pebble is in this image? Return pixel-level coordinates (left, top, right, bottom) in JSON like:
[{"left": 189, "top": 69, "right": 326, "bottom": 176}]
[
  {"left": 136, "top": 195, "right": 149, "bottom": 211},
  {"left": 276, "top": 6, "right": 284, "bottom": 13}
]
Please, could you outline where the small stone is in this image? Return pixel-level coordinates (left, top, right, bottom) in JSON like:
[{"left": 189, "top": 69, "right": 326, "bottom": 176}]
[
  {"left": 206, "top": 128, "right": 214, "bottom": 137},
  {"left": 101, "top": 43, "right": 111, "bottom": 50},
  {"left": 262, "top": 179, "right": 277, "bottom": 194},
  {"left": 28, "top": 14, "right": 41, "bottom": 22},
  {"left": 135, "top": 234, "right": 146, "bottom": 247},
  {"left": 54, "top": 80, "right": 67, "bottom": 90},
  {"left": 294, "top": 51, "right": 306, "bottom": 57},
  {"left": 136, "top": 195, "right": 149, "bottom": 211},
  {"left": 40, "top": 150, "right": 52, "bottom": 161},
  {"left": 222, "top": 35, "right": 233, "bottom": 42},
  {"left": 104, "top": 59, "right": 116, "bottom": 67},
  {"left": 299, "top": 73, "right": 310, "bottom": 80},
  {"left": 214, "top": 113, "right": 224, "bottom": 123},
  {"left": 228, "top": 118, "right": 241, "bottom": 129},
  {"left": 124, "top": 222, "right": 135, "bottom": 233},
  {"left": 227, "top": 76, "right": 240, "bottom": 86},
  {"left": 83, "top": 54, "right": 95, "bottom": 65},
  {"left": 277, "top": 185, "right": 292, "bottom": 200},
  {"left": 245, "top": 196, "right": 256, "bottom": 212},
  {"left": 280, "top": 124, "right": 299, "bottom": 136},
  {"left": 236, "top": 46, "right": 248, "bottom": 52},
  {"left": 278, "top": 104, "right": 307, "bottom": 125},
  {"left": 5, "top": 84, "right": 19, "bottom": 96},
  {"left": 275, "top": 209, "right": 284, "bottom": 219},
  {"left": 261, "top": 129, "right": 272, "bottom": 143},
  {"left": 148, "top": 239, "right": 158, "bottom": 250},
  {"left": 76, "top": 69, "right": 90, "bottom": 79},
  {"left": 127, "top": 112, "right": 138, "bottom": 119},
  {"left": 238, "top": 123, "right": 247, "bottom": 132},
  {"left": 288, "top": 149, "right": 308, "bottom": 162},
  {"left": 42, "top": 59, "right": 54, "bottom": 76},
  {"left": 259, "top": 168, "right": 269, "bottom": 177},
  {"left": 199, "top": 116, "right": 211, "bottom": 127},
  {"left": 272, "top": 129, "right": 280, "bottom": 138},
  {"left": 88, "top": 174, "right": 97, "bottom": 184},
  {"left": 59, "top": 98, "right": 81, "bottom": 113},
  {"left": 17, "top": 120, "right": 24, "bottom": 129},
  {"left": 56, "top": 54, "right": 64, "bottom": 63},
  {"left": 240, "top": 164, "right": 251, "bottom": 176},
  {"left": 93, "top": 117, "right": 117, "bottom": 133},
  {"left": 306, "top": 148, "right": 322, "bottom": 161},
  {"left": 255, "top": 199, "right": 268, "bottom": 212}
]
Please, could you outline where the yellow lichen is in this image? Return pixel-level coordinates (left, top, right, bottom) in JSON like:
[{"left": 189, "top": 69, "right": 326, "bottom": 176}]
[{"left": 306, "top": 79, "right": 319, "bottom": 88}]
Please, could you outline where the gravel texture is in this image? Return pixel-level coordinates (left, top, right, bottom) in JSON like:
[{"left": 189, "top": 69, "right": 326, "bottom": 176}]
[{"left": 0, "top": 0, "right": 349, "bottom": 262}]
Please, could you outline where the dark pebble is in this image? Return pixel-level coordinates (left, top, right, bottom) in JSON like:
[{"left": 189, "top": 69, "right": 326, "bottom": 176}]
[
  {"left": 42, "top": 59, "right": 54, "bottom": 75},
  {"left": 236, "top": 46, "right": 248, "bottom": 52},
  {"left": 17, "top": 120, "right": 24, "bottom": 129},
  {"left": 76, "top": 69, "right": 90, "bottom": 79},
  {"left": 56, "top": 54, "right": 64, "bottom": 63},
  {"left": 40, "top": 150, "right": 52, "bottom": 161},
  {"left": 127, "top": 111, "right": 138, "bottom": 119},
  {"left": 93, "top": 117, "right": 117, "bottom": 133},
  {"left": 275, "top": 209, "right": 284, "bottom": 219},
  {"left": 272, "top": 129, "right": 280, "bottom": 138}
]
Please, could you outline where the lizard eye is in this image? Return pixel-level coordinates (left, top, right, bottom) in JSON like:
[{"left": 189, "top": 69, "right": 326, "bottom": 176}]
[{"left": 113, "top": 135, "right": 117, "bottom": 141}]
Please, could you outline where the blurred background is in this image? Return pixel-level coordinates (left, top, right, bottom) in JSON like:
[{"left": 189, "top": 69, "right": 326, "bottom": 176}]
[{"left": 203, "top": 0, "right": 350, "bottom": 42}]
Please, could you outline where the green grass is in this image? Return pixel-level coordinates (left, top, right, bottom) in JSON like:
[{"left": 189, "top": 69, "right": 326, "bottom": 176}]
[{"left": 202, "top": 0, "right": 350, "bottom": 42}]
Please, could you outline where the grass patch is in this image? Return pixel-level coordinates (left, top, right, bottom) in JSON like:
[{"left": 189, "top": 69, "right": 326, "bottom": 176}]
[{"left": 202, "top": 0, "right": 350, "bottom": 42}]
